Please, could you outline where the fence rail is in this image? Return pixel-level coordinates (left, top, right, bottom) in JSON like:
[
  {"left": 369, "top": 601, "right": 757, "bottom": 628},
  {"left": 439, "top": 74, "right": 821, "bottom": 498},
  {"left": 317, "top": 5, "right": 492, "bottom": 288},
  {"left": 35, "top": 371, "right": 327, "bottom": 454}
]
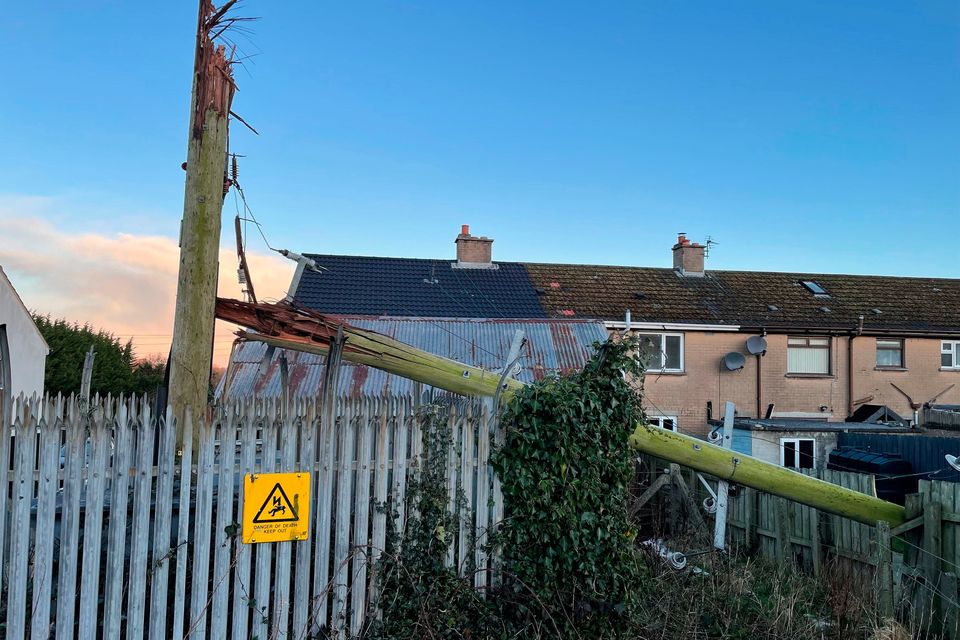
[
  {"left": 925, "top": 407, "right": 960, "bottom": 431},
  {"left": 0, "top": 394, "right": 501, "bottom": 639},
  {"left": 728, "top": 473, "right": 960, "bottom": 636}
]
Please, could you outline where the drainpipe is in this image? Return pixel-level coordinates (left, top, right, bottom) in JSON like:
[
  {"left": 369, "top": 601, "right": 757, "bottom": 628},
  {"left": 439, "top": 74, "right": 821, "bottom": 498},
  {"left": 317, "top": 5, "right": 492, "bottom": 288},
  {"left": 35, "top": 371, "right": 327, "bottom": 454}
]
[
  {"left": 756, "top": 353, "right": 762, "bottom": 419},
  {"left": 755, "top": 329, "right": 766, "bottom": 419},
  {"left": 848, "top": 315, "right": 864, "bottom": 418}
]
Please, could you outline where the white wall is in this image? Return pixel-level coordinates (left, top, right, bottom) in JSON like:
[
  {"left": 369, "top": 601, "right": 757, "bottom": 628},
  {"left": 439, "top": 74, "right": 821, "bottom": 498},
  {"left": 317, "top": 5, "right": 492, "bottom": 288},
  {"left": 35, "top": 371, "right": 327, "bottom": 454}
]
[
  {"left": 750, "top": 430, "right": 839, "bottom": 469},
  {"left": 0, "top": 267, "right": 48, "bottom": 403}
]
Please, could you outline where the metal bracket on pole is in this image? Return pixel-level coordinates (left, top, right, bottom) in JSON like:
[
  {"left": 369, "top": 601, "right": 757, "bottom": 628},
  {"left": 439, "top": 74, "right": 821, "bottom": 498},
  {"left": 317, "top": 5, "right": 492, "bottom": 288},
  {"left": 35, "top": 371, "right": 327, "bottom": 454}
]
[
  {"left": 713, "top": 401, "right": 736, "bottom": 550},
  {"left": 493, "top": 330, "right": 526, "bottom": 409}
]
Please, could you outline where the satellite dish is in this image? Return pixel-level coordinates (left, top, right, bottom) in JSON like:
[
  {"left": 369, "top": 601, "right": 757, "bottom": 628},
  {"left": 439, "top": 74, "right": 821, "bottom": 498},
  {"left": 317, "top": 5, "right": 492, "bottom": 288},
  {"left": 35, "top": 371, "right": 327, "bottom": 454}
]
[
  {"left": 723, "top": 352, "right": 746, "bottom": 371},
  {"left": 946, "top": 455, "right": 960, "bottom": 472},
  {"left": 746, "top": 335, "right": 768, "bottom": 356}
]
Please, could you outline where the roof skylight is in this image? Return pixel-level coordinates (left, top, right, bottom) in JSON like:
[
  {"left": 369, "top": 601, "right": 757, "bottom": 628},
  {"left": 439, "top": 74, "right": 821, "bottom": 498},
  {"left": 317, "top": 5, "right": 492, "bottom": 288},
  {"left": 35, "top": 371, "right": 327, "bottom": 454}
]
[{"left": 800, "top": 280, "right": 830, "bottom": 297}]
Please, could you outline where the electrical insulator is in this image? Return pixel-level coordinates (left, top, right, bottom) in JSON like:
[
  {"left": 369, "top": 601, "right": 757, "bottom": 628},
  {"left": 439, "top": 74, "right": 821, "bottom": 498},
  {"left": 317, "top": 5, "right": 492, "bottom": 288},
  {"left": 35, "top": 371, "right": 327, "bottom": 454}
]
[{"left": 237, "top": 267, "right": 247, "bottom": 285}]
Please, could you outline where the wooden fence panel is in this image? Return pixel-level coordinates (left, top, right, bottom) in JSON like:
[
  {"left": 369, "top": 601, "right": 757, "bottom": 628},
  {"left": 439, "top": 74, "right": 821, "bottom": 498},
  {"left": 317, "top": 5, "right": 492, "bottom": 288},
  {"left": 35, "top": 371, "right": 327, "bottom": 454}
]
[
  {"left": 171, "top": 411, "right": 195, "bottom": 639},
  {"left": 210, "top": 405, "right": 237, "bottom": 640},
  {"left": 148, "top": 407, "right": 177, "bottom": 640},
  {"left": 78, "top": 407, "right": 110, "bottom": 640},
  {"left": 332, "top": 397, "right": 357, "bottom": 636},
  {"left": 127, "top": 404, "right": 155, "bottom": 640},
  {"left": 8, "top": 399, "right": 39, "bottom": 640},
  {"left": 253, "top": 405, "right": 279, "bottom": 640},
  {"left": 292, "top": 401, "right": 318, "bottom": 636},
  {"left": 31, "top": 399, "right": 61, "bottom": 640},
  {"left": 104, "top": 402, "right": 132, "bottom": 640},
  {"left": 57, "top": 400, "right": 85, "bottom": 640},
  {"left": 313, "top": 397, "right": 339, "bottom": 633},
  {"left": 273, "top": 408, "right": 299, "bottom": 638},
  {"left": 230, "top": 402, "right": 258, "bottom": 640},
  {"left": 0, "top": 393, "right": 502, "bottom": 639}
]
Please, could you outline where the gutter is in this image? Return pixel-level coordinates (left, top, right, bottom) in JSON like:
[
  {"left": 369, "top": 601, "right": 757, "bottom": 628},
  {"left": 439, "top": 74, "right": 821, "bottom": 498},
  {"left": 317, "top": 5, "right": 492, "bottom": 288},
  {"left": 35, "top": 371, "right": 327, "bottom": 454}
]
[
  {"left": 604, "top": 321, "right": 740, "bottom": 332},
  {"left": 740, "top": 325, "right": 960, "bottom": 338}
]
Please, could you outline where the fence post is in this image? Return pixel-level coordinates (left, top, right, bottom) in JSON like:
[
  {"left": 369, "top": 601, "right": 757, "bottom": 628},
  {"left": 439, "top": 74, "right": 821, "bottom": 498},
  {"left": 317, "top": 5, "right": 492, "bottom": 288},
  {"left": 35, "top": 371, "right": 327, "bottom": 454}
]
[
  {"left": 775, "top": 497, "right": 792, "bottom": 565},
  {"left": 744, "top": 487, "right": 757, "bottom": 552},
  {"left": 943, "top": 572, "right": 959, "bottom": 640},
  {"left": 876, "top": 520, "right": 894, "bottom": 619},
  {"left": 809, "top": 507, "right": 822, "bottom": 577},
  {"left": 923, "top": 497, "right": 943, "bottom": 584}
]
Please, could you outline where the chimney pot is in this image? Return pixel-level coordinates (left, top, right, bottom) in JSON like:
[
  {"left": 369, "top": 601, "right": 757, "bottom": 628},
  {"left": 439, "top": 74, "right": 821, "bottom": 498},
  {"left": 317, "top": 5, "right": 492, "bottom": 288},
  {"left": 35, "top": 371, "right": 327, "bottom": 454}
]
[{"left": 461, "top": 224, "right": 470, "bottom": 236}]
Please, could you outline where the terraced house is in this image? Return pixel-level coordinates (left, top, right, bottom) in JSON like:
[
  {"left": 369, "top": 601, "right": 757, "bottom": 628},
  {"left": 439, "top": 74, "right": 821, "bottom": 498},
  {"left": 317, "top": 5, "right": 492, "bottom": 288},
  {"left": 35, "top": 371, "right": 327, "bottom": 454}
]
[{"left": 254, "top": 226, "right": 960, "bottom": 437}]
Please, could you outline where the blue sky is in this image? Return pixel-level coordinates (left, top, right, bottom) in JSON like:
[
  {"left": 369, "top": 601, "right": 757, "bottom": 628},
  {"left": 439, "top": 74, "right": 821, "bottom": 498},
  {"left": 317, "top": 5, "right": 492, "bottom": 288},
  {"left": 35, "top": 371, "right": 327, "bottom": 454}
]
[{"left": 1, "top": 1, "right": 958, "bottom": 277}]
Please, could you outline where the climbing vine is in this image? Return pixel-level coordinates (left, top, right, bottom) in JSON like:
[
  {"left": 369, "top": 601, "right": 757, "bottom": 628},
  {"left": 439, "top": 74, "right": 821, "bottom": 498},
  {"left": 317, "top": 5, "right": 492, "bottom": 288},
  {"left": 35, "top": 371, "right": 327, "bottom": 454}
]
[
  {"left": 491, "top": 336, "right": 649, "bottom": 638},
  {"left": 370, "top": 337, "right": 649, "bottom": 638}
]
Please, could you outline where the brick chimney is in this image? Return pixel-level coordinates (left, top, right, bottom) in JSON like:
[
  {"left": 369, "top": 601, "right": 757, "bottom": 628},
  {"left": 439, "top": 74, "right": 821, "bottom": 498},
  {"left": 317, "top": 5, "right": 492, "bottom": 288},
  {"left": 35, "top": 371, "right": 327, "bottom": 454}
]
[
  {"left": 454, "top": 224, "right": 495, "bottom": 268},
  {"left": 672, "top": 233, "right": 705, "bottom": 277}
]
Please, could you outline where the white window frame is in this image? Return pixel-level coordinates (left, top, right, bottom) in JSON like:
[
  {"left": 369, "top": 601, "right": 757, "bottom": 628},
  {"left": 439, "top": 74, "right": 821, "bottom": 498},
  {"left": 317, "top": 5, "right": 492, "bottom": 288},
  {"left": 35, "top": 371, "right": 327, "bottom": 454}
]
[
  {"left": 648, "top": 415, "right": 678, "bottom": 432},
  {"left": 637, "top": 332, "right": 684, "bottom": 373},
  {"left": 780, "top": 437, "right": 816, "bottom": 469},
  {"left": 942, "top": 341, "right": 960, "bottom": 370}
]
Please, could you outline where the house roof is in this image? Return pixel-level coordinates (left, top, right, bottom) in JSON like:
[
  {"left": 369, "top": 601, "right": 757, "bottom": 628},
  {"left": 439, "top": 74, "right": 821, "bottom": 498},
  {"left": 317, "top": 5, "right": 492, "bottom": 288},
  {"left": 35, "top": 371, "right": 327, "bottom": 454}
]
[
  {"left": 218, "top": 316, "right": 608, "bottom": 398},
  {"left": 295, "top": 254, "right": 546, "bottom": 318},
  {"left": 292, "top": 254, "right": 960, "bottom": 334},
  {"left": 525, "top": 263, "right": 960, "bottom": 333}
]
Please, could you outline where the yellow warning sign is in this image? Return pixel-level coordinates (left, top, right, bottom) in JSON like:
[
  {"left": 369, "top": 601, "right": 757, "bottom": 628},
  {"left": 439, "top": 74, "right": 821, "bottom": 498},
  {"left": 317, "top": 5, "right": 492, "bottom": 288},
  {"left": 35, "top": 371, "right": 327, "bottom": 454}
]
[{"left": 242, "top": 472, "right": 310, "bottom": 544}]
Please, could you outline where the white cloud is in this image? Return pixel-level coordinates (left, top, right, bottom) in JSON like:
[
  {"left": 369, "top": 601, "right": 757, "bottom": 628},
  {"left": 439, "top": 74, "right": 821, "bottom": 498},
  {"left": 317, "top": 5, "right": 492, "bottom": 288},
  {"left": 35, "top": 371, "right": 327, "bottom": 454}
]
[{"left": 0, "top": 196, "right": 293, "bottom": 365}]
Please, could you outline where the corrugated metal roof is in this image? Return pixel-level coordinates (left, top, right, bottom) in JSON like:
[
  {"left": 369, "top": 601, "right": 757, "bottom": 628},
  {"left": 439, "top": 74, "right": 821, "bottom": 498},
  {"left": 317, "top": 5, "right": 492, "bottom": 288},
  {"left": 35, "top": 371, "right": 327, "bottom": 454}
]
[{"left": 216, "top": 317, "right": 608, "bottom": 399}]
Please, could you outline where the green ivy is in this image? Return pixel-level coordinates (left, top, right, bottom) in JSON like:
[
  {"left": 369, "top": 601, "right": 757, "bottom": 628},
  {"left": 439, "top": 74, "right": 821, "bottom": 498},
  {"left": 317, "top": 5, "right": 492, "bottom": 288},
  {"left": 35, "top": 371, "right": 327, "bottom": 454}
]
[
  {"left": 370, "top": 338, "right": 650, "bottom": 639},
  {"left": 491, "top": 337, "right": 650, "bottom": 638}
]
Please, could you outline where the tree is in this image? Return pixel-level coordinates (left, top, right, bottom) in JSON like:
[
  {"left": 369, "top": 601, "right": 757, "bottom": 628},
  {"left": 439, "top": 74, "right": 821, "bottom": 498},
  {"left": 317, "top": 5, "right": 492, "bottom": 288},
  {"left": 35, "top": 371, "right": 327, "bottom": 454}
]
[
  {"left": 33, "top": 315, "right": 164, "bottom": 396},
  {"left": 131, "top": 354, "right": 168, "bottom": 396}
]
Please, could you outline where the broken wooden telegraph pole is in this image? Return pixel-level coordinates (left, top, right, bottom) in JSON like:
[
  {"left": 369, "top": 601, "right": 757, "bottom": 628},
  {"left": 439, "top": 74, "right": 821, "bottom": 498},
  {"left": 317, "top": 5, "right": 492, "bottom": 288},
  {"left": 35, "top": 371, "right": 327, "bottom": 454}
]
[
  {"left": 215, "top": 296, "right": 906, "bottom": 528},
  {"left": 169, "top": 1, "right": 238, "bottom": 443}
]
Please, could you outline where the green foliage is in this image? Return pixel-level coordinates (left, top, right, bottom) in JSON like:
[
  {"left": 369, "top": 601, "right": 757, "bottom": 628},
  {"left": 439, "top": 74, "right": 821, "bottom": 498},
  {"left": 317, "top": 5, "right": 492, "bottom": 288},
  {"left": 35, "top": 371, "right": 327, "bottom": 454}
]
[
  {"left": 369, "top": 405, "right": 500, "bottom": 639},
  {"left": 370, "top": 338, "right": 650, "bottom": 639},
  {"left": 491, "top": 337, "right": 649, "bottom": 637},
  {"left": 32, "top": 315, "right": 166, "bottom": 396}
]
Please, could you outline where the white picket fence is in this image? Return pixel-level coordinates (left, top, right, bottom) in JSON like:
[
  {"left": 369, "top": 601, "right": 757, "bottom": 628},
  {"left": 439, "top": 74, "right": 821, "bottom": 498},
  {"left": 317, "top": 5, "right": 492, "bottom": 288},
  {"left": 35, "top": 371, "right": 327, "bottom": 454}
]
[{"left": 0, "top": 393, "right": 502, "bottom": 639}]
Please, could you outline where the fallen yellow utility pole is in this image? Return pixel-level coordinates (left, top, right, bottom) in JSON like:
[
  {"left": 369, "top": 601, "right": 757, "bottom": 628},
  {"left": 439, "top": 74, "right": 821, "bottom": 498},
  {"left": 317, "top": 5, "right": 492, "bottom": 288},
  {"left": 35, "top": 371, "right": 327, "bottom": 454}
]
[
  {"left": 244, "top": 330, "right": 525, "bottom": 399},
  {"left": 629, "top": 426, "right": 904, "bottom": 527},
  {"left": 216, "top": 297, "right": 906, "bottom": 528}
]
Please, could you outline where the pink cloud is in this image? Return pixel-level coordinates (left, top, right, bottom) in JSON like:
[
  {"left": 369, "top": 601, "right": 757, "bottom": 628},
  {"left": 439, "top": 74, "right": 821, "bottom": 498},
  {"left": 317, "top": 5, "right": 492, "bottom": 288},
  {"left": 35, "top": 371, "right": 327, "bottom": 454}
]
[{"left": 0, "top": 209, "right": 293, "bottom": 366}]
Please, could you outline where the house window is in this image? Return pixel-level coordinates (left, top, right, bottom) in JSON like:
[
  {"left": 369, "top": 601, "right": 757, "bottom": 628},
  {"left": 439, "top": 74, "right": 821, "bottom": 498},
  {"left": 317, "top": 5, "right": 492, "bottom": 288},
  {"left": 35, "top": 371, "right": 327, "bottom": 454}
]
[
  {"left": 787, "top": 336, "right": 830, "bottom": 374},
  {"left": 800, "top": 281, "right": 830, "bottom": 297},
  {"left": 648, "top": 416, "right": 678, "bottom": 432},
  {"left": 781, "top": 438, "right": 815, "bottom": 469},
  {"left": 943, "top": 341, "right": 960, "bottom": 370},
  {"left": 876, "top": 339, "right": 904, "bottom": 368},
  {"left": 638, "top": 333, "right": 683, "bottom": 372}
]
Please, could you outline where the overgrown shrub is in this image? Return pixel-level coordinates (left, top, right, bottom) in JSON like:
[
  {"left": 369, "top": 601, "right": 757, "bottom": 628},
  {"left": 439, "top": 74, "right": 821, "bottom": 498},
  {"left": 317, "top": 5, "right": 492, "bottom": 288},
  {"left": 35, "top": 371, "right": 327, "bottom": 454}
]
[{"left": 490, "top": 337, "right": 650, "bottom": 638}]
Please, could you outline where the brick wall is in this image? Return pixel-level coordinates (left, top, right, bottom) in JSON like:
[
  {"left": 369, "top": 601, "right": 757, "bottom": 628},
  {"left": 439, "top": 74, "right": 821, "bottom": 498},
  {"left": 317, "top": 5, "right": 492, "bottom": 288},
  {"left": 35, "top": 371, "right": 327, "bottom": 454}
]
[{"left": 632, "top": 330, "right": 960, "bottom": 437}]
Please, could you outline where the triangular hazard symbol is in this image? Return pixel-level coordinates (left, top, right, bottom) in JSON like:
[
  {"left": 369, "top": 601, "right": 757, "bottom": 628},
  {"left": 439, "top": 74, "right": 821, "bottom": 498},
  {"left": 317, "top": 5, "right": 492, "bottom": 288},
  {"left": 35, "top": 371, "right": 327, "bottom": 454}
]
[{"left": 253, "top": 483, "right": 300, "bottom": 523}]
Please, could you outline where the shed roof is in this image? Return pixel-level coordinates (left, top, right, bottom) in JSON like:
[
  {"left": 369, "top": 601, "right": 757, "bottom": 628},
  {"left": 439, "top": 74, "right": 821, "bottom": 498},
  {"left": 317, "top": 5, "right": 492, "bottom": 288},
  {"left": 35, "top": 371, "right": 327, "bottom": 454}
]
[
  {"left": 719, "top": 417, "right": 912, "bottom": 433},
  {"left": 218, "top": 316, "right": 607, "bottom": 399}
]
